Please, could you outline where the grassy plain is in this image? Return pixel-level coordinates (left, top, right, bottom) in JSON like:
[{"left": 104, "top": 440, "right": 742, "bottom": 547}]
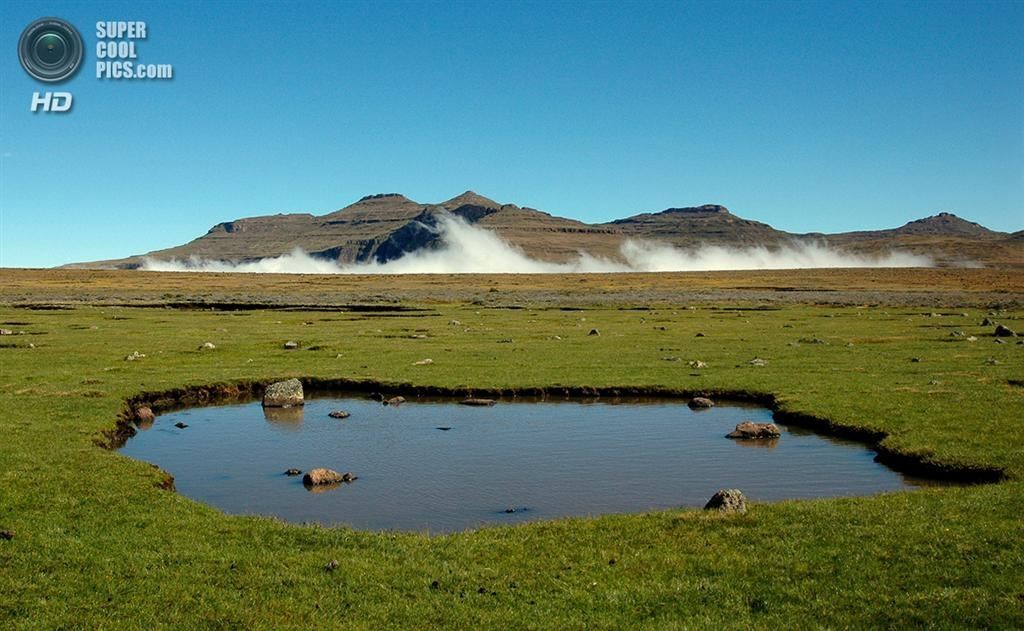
[{"left": 0, "top": 268, "right": 1022, "bottom": 628}]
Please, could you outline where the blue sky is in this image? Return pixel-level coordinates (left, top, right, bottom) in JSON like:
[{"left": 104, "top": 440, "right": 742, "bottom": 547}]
[{"left": 1, "top": 0, "right": 1021, "bottom": 268}]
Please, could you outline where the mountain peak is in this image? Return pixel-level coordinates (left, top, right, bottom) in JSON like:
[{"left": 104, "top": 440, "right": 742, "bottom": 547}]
[
  {"left": 440, "top": 190, "right": 501, "bottom": 210},
  {"left": 660, "top": 204, "right": 730, "bottom": 215},
  {"left": 357, "top": 193, "right": 412, "bottom": 203},
  {"left": 897, "top": 212, "right": 994, "bottom": 236}
]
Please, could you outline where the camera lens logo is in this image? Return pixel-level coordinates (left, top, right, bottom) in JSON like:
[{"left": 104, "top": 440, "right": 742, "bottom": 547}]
[{"left": 18, "top": 17, "right": 84, "bottom": 83}]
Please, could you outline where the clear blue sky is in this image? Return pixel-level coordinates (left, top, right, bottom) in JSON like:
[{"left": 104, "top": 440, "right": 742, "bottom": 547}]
[{"left": 1, "top": 0, "right": 1021, "bottom": 268}]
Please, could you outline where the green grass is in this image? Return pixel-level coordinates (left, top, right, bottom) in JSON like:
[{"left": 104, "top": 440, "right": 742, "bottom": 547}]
[{"left": 1, "top": 303, "right": 1022, "bottom": 628}]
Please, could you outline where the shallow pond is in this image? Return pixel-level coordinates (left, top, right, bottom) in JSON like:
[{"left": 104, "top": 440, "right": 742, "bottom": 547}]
[{"left": 120, "top": 394, "right": 939, "bottom": 532}]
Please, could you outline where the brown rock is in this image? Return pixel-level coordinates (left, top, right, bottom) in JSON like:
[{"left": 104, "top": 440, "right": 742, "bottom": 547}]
[
  {"left": 262, "top": 378, "right": 304, "bottom": 408},
  {"left": 688, "top": 397, "right": 714, "bottom": 409},
  {"left": 704, "top": 489, "right": 747, "bottom": 514},
  {"left": 135, "top": 406, "right": 155, "bottom": 423},
  {"left": 384, "top": 396, "right": 405, "bottom": 406},
  {"left": 726, "top": 421, "right": 781, "bottom": 439},
  {"left": 303, "top": 468, "right": 344, "bottom": 485}
]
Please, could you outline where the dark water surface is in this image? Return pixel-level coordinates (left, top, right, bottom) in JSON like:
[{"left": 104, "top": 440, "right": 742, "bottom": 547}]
[{"left": 120, "top": 394, "right": 937, "bottom": 532}]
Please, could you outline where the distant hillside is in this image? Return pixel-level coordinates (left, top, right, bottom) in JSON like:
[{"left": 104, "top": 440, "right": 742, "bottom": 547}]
[{"left": 69, "top": 194, "right": 1022, "bottom": 269}]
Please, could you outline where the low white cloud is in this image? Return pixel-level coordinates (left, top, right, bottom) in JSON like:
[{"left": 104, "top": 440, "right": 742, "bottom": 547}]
[{"left": 141, "top": 213, "right": 932, "bottom": 274}]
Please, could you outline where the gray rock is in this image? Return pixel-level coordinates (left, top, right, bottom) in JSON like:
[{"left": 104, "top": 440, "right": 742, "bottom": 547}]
[
  {"left": 688, "top": 397, "right": 714, "bottom": 409},
  {"left": 726, "top": 421, "right": 781, "bottom": 439},
  {"left": 328, "top": 410, "right": 350, "bottom": 419},
  {"left": 384, "top": 396, "right": 405, "bottom": 406},
  {"left": 704, "top": 489, "right": 747, "bottom": 514},
  {"left": 748, "top": 358, "right": 768, "bottom": 367},
  {"left": 994, "top": 324, "right": 1016, "bottom": 337},
  {"left": 283, "top": 341, "right": 299, "bottom": 350},
  {"left": 284, "top": 468, "right": 302, "bottom": 476},
  {"left": 262, "top": 378, "right": 304, "bottom": 408},
  {"left": 198, "top": 342, "right": 216, "bottom": 350},
  {"left": 588, "top": 329, "right": 600, "bottom": 336}
]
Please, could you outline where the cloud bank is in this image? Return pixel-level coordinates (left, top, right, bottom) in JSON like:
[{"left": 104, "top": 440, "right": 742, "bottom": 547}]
[{"left": 141, "top": 213, "right": 932, "bottom": 274}]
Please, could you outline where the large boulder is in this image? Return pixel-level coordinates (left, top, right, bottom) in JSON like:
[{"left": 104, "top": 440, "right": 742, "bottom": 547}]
[
  {"left": 262, "top": 378, "right": 304, "bottom": 408},
  {"left": 704, "top": 489, "right": 747, "bottom": 514},
  {"left": 726, "top": 421, "right": 781, "bottom": 439}
]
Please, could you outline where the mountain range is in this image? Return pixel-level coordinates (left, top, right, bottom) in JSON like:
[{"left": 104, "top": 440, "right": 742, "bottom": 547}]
[{"left": 72, "top": 191, "right": 1023, "bottom": 268}]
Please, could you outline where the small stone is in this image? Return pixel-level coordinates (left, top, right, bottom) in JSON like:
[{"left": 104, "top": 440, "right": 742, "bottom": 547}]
[
  {"left": 413, "top": 358, "right": 434, "bottom": 366},
  {"left": 995, "top": 339, "right": 1006, "bottom": 344},
  {"left": 688, "top": 360, "right": 707, "bottom": 369},
  {"left": 928, "top": 380, "right": 941, "bottom": 386},
  {"left": 981, "top": 317, "right": 995, "bottom": 326},
  {"left": 448, "top": 320, "right": 462, "bottom": 326},
  {"left": 967, "top": 336, "right": 978, "bottom": 342},
  {"left": 950, "top": 330, "right": 965, "bottom": 337},
  {"left": 384, "top": 396, "right": 406, "bottom": 406},
  {"left": 695, "top": 332, "right": 705, "bottom": 337},
  {"left": 0, "top": 329, "right": 12, "bottom": 335},
  {"left": 198, "top": 342, "right": 216, "bottom": 350},
  {"left": 328, "top": 410, "right": 350, "bottom": 419},
  {"left": 124, "top": 351, "right": 145, "bottom": 361},
  {"left": 436, "top": 427, "right": 452, "bottom": 431},
  {"left": 174, "top": 422, "right": 188, "bottom": 429},
  {"left": 985, "top": 358, "right": 1001, "bottom": 366},
  {"left": 262, "top": 378, "right": 304, "bottom": 408},
  {"left": 688, "top": 397, "right": 714, "bottom": 409},
  {"left": 994, "top": 324, "right": 1016, "bottom": 337},
  {"left": 325, "top": 559, "right": 339, "bottom": 572},
  {"left": 911, "top": 357, "right": 922, "bottom": 363},
  {"left": 748, "top": 358, "right": 768, "bottom": 367},
  {"left": 304, "top": 468, "right": 347, "bottom": 485},
  {"left": 704, "top": 489, "right": 747, "bottom": 514},
  {"left": 798, "top": 337, "right": 827, "bottom": 344},
  {"left": 409, "top": 334, "right": 428, "bottom": 339},
  {"left": 0, "top": 530, "right": 13, "bottom": 541},
  {"left": 588, "top": 329, "right": 600, "bottom": 336},
  {"left": 283, "top": 341, "right": 299, "bottom": 350},
  {"left": 460, "top": 398, "right": 496, "bottom": 407},
  {"left": 726, "top": 421, "right": 781, "bottom": 439},
  {"left": 504, "top": 507, "right": 517, "bottom": 513},
  {"left": 284, "top": 468, "right": 302, "bottom": 476},
  {"left": 135, "top": 406, "right": 155, "bottom": 423}
]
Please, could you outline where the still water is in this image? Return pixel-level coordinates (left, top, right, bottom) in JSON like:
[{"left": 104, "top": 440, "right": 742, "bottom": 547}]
[{"left": 120, "top": 394, "right": 935, "bottom": 532}]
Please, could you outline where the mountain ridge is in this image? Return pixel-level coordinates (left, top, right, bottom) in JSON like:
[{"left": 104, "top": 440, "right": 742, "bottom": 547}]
[{"left": 68, "top": 193, "right": 1022, "bottom": 269}]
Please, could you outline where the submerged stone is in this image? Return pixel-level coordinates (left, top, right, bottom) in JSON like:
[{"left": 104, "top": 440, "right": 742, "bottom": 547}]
[{"left": 460, "top": 398, "right": 496, "bottom": 407}]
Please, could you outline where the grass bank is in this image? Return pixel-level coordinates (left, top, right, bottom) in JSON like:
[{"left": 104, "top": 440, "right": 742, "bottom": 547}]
[{"left": 1, "top": 301, "right": 1022, "bottom": 628}]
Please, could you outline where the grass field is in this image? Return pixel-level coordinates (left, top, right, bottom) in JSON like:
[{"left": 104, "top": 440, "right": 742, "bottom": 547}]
[{"left": 1, "top": 269, "right": 1022, "bottom": 628}]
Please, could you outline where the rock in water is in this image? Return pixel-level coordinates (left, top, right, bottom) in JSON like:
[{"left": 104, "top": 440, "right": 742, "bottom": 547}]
[
  {"left": 459, "top": 398, "right": 496, "bottom": 407},
  {"left": 262, "top": 378, "right": 304, "bottom": 408},
  {"left": 303, "top": 468, "right": 344, "bottom": 485},
  {"left": 328, "top": 410, "right": 350, "bottom": 419},
  {"left": 384, "top": 396, "right": 405, "bottom": 406},
  {"left": 704, "top": 489, "right": 747, "bottom": 514},
  {"left": 284, "top": 468, "right": 302, "bottom": 476},
  {"left": 994, "top": 324, "right": 1016, "bottom": 337},
  {"left": 726, "top": 421, "right": 781, "bottom": 439},
  {"left": 135, "top": 406, "right": 155, "bottom": 423},
  {"left": 688, "top": 397, "right": 714, "bottom": 409}
]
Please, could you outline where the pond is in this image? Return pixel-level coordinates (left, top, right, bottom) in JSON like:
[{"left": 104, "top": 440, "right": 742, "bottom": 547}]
[{"left": 119, "top": 393, "right": 940, "bottom": 532}]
